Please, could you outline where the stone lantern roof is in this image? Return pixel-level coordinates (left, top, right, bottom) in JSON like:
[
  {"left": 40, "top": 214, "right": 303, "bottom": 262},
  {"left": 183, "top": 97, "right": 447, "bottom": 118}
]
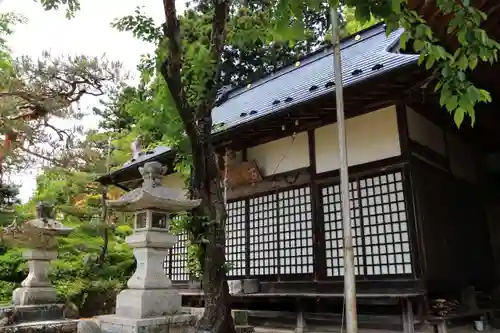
[
  {"left": 107, "top": 161, "right": 201, "bottom": 212},
  {"left": 24, "top": 201, "right": 74, "bottom": 236}
]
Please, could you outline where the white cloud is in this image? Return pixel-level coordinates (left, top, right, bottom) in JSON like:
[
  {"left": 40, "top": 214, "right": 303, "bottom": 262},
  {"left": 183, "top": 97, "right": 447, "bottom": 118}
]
[{"left": 3, "top": 0, "right": 187, "bottom": 203}]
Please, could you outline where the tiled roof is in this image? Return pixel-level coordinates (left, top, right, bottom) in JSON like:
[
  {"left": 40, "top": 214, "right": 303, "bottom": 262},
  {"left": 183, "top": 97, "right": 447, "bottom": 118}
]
[
  {"left": 122, "top": 146, "right": 173, "bottom": 167},
  {"left": 211, "top": 23, "right": 418, "bottom": 134},
  {"left": 97, "top": 146, "right": 175, "bottom": 185}
]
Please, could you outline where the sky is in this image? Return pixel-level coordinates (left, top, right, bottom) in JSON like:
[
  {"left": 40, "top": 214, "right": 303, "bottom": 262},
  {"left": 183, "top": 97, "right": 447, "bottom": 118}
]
[{"left": 2, "top": 0, "right": 188, "bottom": 202}]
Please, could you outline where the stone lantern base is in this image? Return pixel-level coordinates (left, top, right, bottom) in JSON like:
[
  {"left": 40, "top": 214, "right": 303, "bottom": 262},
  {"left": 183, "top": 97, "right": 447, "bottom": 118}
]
[
  {"left": 99, "top": 313, "right": 196, "bottom": 333},
  {"left": 12, "top": 249, "right": 58, "bottom": 306},
  {"left": 115, "top": 288, "right": 182, "bottom": 319}
]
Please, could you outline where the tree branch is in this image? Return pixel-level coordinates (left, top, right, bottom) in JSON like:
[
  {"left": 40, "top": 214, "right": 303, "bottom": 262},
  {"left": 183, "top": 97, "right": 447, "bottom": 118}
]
[
  {"left": 18, "top": 146, "right": 65, "bottom": 167},
  {"left": 195, "top": 0, "right": 230, "bottom": 121},
  {"left": 43, "top": 119, "right": 71, "bottom": 142},
  {"left": 161, "top": 0, "right": 198, "bottom": 141}
]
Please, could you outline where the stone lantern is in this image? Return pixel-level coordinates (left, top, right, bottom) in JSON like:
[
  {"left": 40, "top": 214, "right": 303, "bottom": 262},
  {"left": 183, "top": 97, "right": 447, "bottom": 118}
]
[
  {"left": 7, "top": 202, "right": 74, "bottom": 307},
  {"left": 0, "top": 202, "right": 74, "bottom": 327},
  {"left": 0, "top": 203, "right": 81, "bottom": 331},
  {"left": 99, "top": 161, "right": 200, "bottom": 333}
]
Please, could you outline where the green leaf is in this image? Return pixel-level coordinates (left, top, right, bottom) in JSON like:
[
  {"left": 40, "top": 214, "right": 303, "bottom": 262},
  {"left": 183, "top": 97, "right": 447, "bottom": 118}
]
[
  {"left": 479, "top": 89, "right": 492, "bottom": 103},
  {"left": 466, "top": 85, "right": 480, "bottom": 104},
  {"left": 418, "top": 53, "right": 426, "bottom": 66},
  {"left": 400, "top": 32, "right": 408, "bottom": 50},
  {"left": 434, "top": 80, "right": 443, "bottom": 92},
  {"left": 457, "top": 30, "right": 467, "bottom": 45},
  {"left": 457, "top": 54, "right": 468, "bottom": 70},
  {"left": 441, "top": 65, "right": 452, "bottom": 77},
  {"left": 414, "top": 39, "right": 425, "bottom": 51},
  {"left": 354, "top": 4, "right": 371, "bottom": 23},
  {"left": 445, "top": 95, "right": 458, "bottom": 112},
  {"left": 469, "top": 55, "right": 478, "bottom": 69},
  {"left": 425, "top": 55, "right": 435, "bottom": 70},
  {"left": 454, "top": 108, "right": 465, "bottom": 128},
  {"left": 458, "top": 94, "right": 473, "bottom": 112},
  {"left": 439, "top": 86, "right": 451, "bottom": 107},
  {"left": 457, "top": 71, "right": 466, "bottom": 82},
  {"left": 391, "top": 0, "right": 404, "bottom": 14}
]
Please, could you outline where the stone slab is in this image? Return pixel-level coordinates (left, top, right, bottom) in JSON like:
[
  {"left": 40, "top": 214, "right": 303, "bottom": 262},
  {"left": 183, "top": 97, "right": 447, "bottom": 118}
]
[
  {"left": 23, "top": 250, "right": 57, "bottom": 261},
  {"left": 9, "top": 304, "right": 64, "bottom": 324},
  {"left": 77, "top": 320, "right": 101, "bottom": 333},
  {"left": 12, "top": 287, "right": 58, "bottom": 306},
  {"left": 235, "top": 325, "right": 255, "bottom": 333},
  {"left": 116, "top": 289, "right": 181, "bottom": 319},
  {"left": 243, "top": 279, "right": 259, "bottom": 294},
  {"left": 0, "top": 319, "right": 78, "bottom": 333},
  {"left": 182, "top": 308, "right": 251, "bottom": 326},
  {"left": 99, "top": 313, "right": 195, "bottom": 333},
  {"left": 228, "top": 280, "right": 243, "bottom": 295}
]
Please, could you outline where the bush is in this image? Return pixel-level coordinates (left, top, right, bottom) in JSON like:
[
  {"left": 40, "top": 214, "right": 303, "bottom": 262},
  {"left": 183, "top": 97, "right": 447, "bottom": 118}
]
[{"left": 0, "top": 281, "right": 17, "bottom": 305}]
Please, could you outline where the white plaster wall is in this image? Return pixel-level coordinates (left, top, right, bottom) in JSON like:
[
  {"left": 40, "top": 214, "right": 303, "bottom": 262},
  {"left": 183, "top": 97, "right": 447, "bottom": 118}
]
[
  {"left": 161, "top": 172, "right": 189, "bottom": 197},
  {"left": 406, "top": 106, "right": 446, "bottom": 155},
  {"left": 247, "top": 131, "right": 309, "bottom": 177},
  {"left": 225, "top": 150, "right": 244, "bottom": 168},
  {"left": 446, "top": 132, "right": 478, "bottom": 184},
  {"left": 315, "top": 106, "right": 401, "bottom": 174}
]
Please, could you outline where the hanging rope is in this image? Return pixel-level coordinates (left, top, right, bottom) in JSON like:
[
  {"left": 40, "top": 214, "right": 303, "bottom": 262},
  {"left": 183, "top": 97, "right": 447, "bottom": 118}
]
[
  {"left": 271, "top": 131, "right": 297, "bottom": 189},
  {"left": 223, "top": 147, "right": 229, "bottom": 206}
]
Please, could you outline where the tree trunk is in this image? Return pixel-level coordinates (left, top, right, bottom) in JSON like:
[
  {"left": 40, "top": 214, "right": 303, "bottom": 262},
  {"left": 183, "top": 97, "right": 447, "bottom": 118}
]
[
  {"left": 97, "top": 185, "right": 109, "bottom": 265},
  {"left": 191, "top": 134, "right": 235, "bottom": 333},
  {"left": 160, "top": 0, "right": 234, "bottom": 331}
]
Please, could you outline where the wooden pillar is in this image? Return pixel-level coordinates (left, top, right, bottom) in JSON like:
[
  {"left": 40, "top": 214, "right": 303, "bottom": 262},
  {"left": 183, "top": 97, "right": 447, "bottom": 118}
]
[{"left": 308, "top": 130, "right": 326, "bottom": 280}]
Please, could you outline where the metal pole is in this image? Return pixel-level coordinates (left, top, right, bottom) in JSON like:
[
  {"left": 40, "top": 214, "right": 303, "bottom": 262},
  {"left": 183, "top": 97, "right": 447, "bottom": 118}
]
[
  {"left": 106, "top": 136, "right": 113, "bottom": 173},
  {"left": 330, "top": 7, "right": 358, "bottom": 333}
]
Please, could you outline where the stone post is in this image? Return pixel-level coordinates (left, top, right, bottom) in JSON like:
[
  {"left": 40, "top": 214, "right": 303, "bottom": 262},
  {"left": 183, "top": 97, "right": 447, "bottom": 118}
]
[{"left": 12, "top": 249, "right": 58, "bottom": 306}]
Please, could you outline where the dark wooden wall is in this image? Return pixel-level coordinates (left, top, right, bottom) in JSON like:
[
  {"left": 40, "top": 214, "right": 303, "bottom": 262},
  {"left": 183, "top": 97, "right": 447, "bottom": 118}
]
[{"left": 404, "top": 105, "right": 496, "bottom": 298}]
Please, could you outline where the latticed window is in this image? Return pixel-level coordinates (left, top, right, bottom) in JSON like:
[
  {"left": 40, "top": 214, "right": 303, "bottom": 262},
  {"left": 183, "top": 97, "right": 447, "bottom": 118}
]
[
  {"left": 163, "top": 215, "right": 189, "bottom": 282},
  {"left": 162, "top": 170, "right": 412, "bottom": 280},
  {"left": 226, "top": 200, "right": 247, "bottom": 277},
  {"left": 323, "top": 181, "right": 363, "bottom": 277},
  {"left": 277, "top": 187, "right": 314, "bottom": 275},
  {"left": 248, "top": 186, "right": 314, "bottom": 276},
  {"left": 322, "top": 170, "right": 413, "bottom": 277},
  {"left": 249, "top": 193, "right": 279, "bottom": 276}
]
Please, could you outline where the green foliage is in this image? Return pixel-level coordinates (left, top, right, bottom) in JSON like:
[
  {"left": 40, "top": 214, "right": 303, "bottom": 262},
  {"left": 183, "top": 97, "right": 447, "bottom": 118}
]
[
  {"left": 274, "top": 0, "right": 499, "bottom": 127},
  {"left": 36, "top": 0, "right": 81, "bottom": 18},
  {"left": 342, "top": 6, "right": 380, "bottom": 36},
  {"left": 0, "top": 248, "right": 24, "bottom": 283},
  {"left": 0, "top": 281, "right": 17, "bottom": 305},
  {"left": 0, "top": 12, "right": 25, "bottom": 74},
  {"left": 0, "top": 50, "right": 124, "bottom": 174},
  {"left": 389, "top": 3, "right": 498, "bottom": 127}
]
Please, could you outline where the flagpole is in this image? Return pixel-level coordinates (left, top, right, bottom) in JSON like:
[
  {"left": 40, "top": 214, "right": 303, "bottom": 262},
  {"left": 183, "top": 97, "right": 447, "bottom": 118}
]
[{"left": 330, "top": 7, "right": 358, "bottom": 333}]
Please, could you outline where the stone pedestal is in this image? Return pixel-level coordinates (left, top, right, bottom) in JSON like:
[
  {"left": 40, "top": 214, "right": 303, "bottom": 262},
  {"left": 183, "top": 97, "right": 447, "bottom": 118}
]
[
  {"left": 113, "top": 231, "right": 182, "bottom": 319},
  {"left": 116, "top": 289, "right": 181, "bottom": 319},
  {"left": 99, "top": 313, "right": 195, "bottom": 333},
  {"left": 12, "top": 249, "right": 58, "bottom": 306}
]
